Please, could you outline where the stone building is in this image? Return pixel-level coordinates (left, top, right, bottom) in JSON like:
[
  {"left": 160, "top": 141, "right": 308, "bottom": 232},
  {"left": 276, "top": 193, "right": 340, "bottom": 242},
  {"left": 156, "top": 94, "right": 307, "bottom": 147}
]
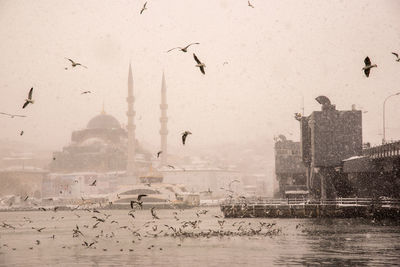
[
  {"left": 50, "top": 63, "right": 152, "bottom": 175},
  {"left": 300, "top": 96, "right": 362, "bottom": 199},
  {"left": 274, "top": 135, "right": 307, "bottom": 198},
  {"left": 49, "top": 109, "right": 151, "bottom": 173}
]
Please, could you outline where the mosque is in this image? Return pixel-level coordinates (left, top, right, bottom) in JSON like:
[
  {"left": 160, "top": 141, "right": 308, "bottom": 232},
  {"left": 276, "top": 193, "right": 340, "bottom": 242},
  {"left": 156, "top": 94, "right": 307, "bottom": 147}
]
[
  {"left": 42, "top": 64, "right": 172, "bottom": 198},
  {"left": 49, "top": 63, "right": 168, "bottom": 176},
  {"left": 40, "top": 64, "right": 242, "bottom": 201}
]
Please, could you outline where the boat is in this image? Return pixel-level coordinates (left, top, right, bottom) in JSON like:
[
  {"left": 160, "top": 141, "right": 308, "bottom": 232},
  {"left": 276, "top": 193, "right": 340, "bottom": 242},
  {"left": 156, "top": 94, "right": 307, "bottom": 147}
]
[{"left": 108, "top": 166, "right": 200, "bottom": 209}]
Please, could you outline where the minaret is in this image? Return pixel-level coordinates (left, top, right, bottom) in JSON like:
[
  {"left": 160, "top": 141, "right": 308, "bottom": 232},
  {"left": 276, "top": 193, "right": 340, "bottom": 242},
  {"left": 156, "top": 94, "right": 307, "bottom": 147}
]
[
  {"left": 159, "top": 72, "right": 168, "bottom": 166},
  {"left": 126, "top": 63, "right": 136, "bottom": 179}
]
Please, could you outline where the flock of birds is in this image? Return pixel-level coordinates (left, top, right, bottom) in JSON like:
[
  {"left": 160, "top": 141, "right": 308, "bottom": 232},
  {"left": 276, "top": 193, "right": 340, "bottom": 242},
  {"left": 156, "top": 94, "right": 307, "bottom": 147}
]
[
  {"left": 0, "top": 201, "right": 282, "bottom": 253},
  {"left": 2, "top": 45, "right": 196, "bottom": 151}
]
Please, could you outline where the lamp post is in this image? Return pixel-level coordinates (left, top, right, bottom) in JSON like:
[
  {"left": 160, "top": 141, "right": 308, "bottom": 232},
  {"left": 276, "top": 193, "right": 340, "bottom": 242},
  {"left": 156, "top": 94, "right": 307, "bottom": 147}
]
[{"left": 382, "top": 92, "right": 400, "bottom": 144}]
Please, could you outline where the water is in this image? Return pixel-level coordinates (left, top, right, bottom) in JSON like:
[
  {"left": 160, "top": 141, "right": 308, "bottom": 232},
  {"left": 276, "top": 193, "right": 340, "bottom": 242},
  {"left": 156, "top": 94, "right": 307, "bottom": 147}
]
[{"left": 1, "top": 207, "right": 400, "bottom": 266}]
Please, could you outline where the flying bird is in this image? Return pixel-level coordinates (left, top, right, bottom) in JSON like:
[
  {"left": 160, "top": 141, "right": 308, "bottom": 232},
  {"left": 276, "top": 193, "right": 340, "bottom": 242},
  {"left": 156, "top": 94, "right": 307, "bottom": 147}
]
[
  {"left": 0, "top": 112, "right": 26, "bottom": 118},
  {"left": 72, "top": 225, "right": 84, "bottom": 237},
  {"left": 151, "top": 207, "right": 160, "bottom": 219},
  {"left": 89, "top": 180, "right": 97, "bottom": 186},
  {"left": 362, "top": 56, "right": 377, "bottom": 77},
  {"left": 20, "top": 131, "right": 24, "bottom": 136},
  {"left": 157, "top": 151, "right": 162, "bottom": 158},
  {"left": 22, "top": 87, "right": 34, "bottom": 109},
  {"left": 83, "top": 241, "right": 95, "bottom": 247},
  {"left": 128, "top": 210, "right": 135, "bottom": 219},
  {"left": 167, "top": 43, "right": 200, "bottom": 53},
  {"left": 248, "top": 0, "right": 254, "bottom": 8},
  {"left": 32, "top": 227, "right": 45, "bottom": 232},
  {"left": 140, "top": 2, "right": 147, "bottom": 14},
  {"left": 392, "top": 52, "right": 400, "bottom": 62},
  {"left": 193, "top": 53, "right": 206, "bottom": 75},
  {"left": 181, "top": 131, "right": 192, "bottom": 145},
  {"left": 167, "top": 165, "right": 175, "bottom": 169},
  {"left": 65, "top": 58, "right": 87, "bottom": 68},
  {"left": 130, "top": 194, "right": 147, "bottom": 209},
  {"left": 81, "top": 91, "right": 91, "bottom": 94}
]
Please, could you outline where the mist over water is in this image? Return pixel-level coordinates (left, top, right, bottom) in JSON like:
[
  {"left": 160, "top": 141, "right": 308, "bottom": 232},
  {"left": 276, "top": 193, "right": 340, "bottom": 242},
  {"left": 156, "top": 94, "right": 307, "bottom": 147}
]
[
  {"left": 1, "top": 208, "right": 400, "bottom": 266},
  {"left": 1, "top": 0, "right": 400, "bottom": 266}
]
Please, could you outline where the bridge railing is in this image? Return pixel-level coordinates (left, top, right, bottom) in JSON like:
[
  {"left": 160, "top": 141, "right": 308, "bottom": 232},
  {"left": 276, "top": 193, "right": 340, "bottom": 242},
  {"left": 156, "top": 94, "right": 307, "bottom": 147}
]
[
  {"left": 222, "top": 197, "right": 400, "bottom": 206},
  {"left": 363, "top": 141, "right": 400, "bottom": 159}
]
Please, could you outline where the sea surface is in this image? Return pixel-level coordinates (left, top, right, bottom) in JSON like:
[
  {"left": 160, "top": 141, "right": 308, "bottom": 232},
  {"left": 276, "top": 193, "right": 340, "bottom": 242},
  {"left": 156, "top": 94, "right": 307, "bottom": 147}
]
[{"left": 1, "top": 207, "right": 400, "bottom": 266}]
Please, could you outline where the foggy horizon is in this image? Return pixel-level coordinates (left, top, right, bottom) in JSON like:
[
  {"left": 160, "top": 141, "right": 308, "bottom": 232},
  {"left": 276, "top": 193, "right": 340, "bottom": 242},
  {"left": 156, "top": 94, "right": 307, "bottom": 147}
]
[
  {"left": 2, "top": 1, "right": 400, "bottom": 266},
  {"left": 1, "top": 0, "right": 400, "bottom": 153}
]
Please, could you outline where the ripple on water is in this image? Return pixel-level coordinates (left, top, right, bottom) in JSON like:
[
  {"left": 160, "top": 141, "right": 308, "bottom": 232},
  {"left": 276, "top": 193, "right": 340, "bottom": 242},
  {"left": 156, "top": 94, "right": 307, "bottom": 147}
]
[{"left": 1, "top": 208, "right": 400, "bottom": 266}]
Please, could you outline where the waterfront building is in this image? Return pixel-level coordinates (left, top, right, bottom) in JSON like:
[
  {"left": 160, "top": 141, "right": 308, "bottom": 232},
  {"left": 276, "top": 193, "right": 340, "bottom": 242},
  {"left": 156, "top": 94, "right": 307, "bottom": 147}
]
[{"left": 274, "top": 135, "right": 307, "bottom": 198}]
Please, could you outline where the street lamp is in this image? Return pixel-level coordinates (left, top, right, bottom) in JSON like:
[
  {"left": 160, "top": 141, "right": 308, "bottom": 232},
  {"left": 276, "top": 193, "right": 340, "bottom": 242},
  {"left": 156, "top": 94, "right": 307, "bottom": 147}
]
[{"left": 382, "top": 92, "right": 400, "bottom": 144}]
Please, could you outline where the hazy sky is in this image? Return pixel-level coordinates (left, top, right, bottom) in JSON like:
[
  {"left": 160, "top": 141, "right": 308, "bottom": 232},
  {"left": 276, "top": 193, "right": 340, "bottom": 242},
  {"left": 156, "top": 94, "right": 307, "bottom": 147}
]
[{"left": 1, "top": 0, "right": 400, "bottom": 152}]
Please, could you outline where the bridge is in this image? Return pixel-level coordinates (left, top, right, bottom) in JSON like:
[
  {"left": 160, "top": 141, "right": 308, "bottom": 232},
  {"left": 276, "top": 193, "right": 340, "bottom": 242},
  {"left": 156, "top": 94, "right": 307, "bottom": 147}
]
[
  {"left": 363, "top": 141, "right": 400, "bottom": 159},
  {"left": 220, "top": 197, "right": 400, "bottom": 218}
]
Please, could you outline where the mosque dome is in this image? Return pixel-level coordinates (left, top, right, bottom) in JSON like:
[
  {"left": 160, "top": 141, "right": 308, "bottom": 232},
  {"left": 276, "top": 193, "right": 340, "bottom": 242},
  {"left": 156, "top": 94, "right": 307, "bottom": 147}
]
[{"left": 87, "top": 113, "right": 121, "bottom": 129}]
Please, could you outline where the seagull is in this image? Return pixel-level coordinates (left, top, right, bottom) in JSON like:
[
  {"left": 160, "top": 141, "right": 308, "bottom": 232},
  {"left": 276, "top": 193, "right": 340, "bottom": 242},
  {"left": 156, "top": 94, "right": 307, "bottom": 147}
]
[
  {"left": 23, "top": 196, "right": 29, "bottom": 201},
  {"left": 0, "top": 112, "right": 26, "bottom": 118},
  {"left": 362, "top": 56, "right": 377, "bottom": 77},
  {"left": 22, "top": 87, "right": 34, "bottom": 109},
  {"left": 128, "top": 210, "right": 135, "bottom": 219},
  {"left": 181, "top": 131, "right": 192, "bottom": 145},
  {"left": 81, "top": 91, "right": 91, "bottom": 94},
  {"left": 82, "top": 241, "right": 95, "bottom": 247},
  {"left": 167, "top": 43, "right": 200, "bottom": 53},
  {"left": 1, "top": 222, "right": 16, "bottom": 229},
  {"left": 193, "top": 53, "right": 206, "bottom": 75},
  {"left": 151, "top": 207, "right": 160, "bottom": 220},
  {"left": 130, "top": 194, "right": 147, "bottom": 209},
  {"left": 248, "top": 0, "right": 254, "bottom": 8},
  {"left": 72, "top": 225, "right": 84, "bottom": 237},
  {"left": 20, "top": 131, "right": 24, "bottom": 136},
  {"left": 392, "top": 52, "right": 400, "bottom": 62},
  {"left": 157, "top": 151, "right": 162, "bottom": 158},
  {"left": 65, "top": 58, "right": 87, "bottom": 68},
  {"left": 32, "top": 227, "right": 45, "bottom": 232},
  {"left": 140, "top": 2, "right": 147, "bottom": 14},
  {"left": 167, "top": 165, "right": 175, "bottom": 169},
  {"left": 89, "top": 180, "right": 97, "bottom": 186}
]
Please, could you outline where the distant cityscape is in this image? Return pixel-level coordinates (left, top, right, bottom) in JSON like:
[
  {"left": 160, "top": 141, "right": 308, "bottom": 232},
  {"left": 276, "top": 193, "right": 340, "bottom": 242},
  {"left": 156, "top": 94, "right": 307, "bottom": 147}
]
[{"left": 0, "top": 65, "right": 273, "bottom": 204}]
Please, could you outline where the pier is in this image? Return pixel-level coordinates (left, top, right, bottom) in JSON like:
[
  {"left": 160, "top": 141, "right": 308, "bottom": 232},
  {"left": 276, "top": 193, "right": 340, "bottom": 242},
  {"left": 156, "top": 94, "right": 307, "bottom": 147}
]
[{"left": 220, "top": 198, "right": 400, "bottom": 219}]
